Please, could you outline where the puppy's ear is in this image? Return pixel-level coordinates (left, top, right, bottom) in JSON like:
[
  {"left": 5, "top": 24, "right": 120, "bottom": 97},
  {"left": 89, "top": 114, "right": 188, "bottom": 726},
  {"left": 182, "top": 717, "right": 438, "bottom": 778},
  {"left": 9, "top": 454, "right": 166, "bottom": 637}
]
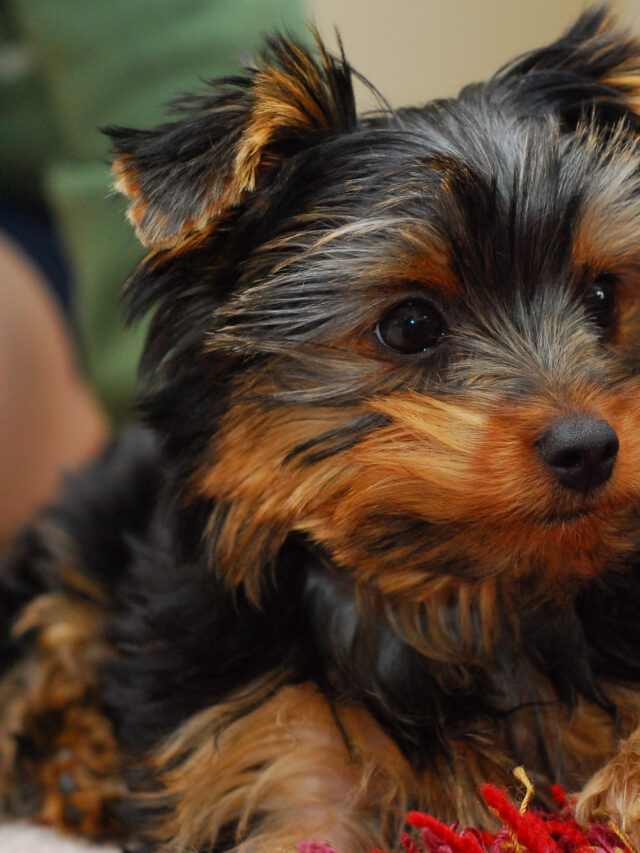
[
  {"left": 107, "top": 34, "right": 356, "bottom": 249},
  {"left": 492, "top": 7, "right": 640, "bottom": 130}
]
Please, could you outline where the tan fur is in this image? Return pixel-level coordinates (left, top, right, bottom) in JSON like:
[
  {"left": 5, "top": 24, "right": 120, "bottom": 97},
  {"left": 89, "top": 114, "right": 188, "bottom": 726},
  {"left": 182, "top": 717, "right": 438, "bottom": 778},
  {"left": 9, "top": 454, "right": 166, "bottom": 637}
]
[
  {"left": 602, "top": 62, "right": 640, "bottom": 116},
  {"left": 195, "top": 400, "right": 359, "bottom": 602},
  {"left": 235, "top": 40, "right": 339, "bottom": 195},
  {"left": 112, "top": 34, "right": 348, "bottom": 249},
  {"left": 146, "top": 680, "right": 512, "bottom": 852},
  {"left": 113, "top": 152, "right": 223, "bottom": 249},
  {"left": 328, "top": 387, "right": 640, "bottom": 593},
  {"left": 378, "top": 238, "right": 458, "bottom": 296},
  {"left": 196, "top": 374, "right": 640, "bottom": 606},
  {"left": 576, "top": 727, "right": 640, "bottom": 847},
  {"left": 0, "top": 591, "right": 125, "bottom": 838},
  {"left": 139, "top": 680, "right": 640, "bottom": 853},
  {"left": 112, "top": 156, "right": 160, "bottom": 245},
  {"left": 573, "top": 686, "right": 640, "bottom": 840},
  {"left": 571, "top": 129, "right": 640, "bottom": 323},
  {"left": 385, "top": 580, "right": 507, "bottom": 666},
  {"left": 146, "top": 682, "right": 414, "bottom": 853}
]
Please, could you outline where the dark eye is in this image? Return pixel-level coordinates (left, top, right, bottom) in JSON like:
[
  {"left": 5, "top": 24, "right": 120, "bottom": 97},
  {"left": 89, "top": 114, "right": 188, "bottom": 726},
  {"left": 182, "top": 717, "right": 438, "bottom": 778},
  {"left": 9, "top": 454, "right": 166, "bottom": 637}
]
[
  {"left": 376, "top": 298, "right": 446, "bottom": 354},
  {"left": 583, "top": 274, "right": 617, "bottom": 332}
]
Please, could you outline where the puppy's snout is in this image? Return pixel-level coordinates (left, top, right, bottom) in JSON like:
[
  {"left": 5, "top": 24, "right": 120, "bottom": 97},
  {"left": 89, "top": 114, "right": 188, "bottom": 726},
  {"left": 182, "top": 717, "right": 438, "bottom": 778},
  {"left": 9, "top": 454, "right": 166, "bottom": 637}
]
[{"left": 536, "top": 417, "right": 618, "bottom": 493}]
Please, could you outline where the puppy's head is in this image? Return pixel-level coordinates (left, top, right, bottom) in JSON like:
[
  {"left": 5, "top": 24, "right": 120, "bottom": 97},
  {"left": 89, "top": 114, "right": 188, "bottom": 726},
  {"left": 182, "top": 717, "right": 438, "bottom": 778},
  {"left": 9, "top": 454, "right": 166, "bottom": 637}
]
[{"left": 110, "top": 9, "right": 640, "bottom": 605}]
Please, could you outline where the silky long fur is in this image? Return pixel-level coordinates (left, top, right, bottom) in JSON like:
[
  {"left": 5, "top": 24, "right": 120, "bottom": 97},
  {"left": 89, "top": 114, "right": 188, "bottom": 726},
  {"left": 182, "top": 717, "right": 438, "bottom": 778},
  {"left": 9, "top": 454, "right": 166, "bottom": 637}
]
[{"left": 4, "top": 7, "right": 640, "bottom": 852}]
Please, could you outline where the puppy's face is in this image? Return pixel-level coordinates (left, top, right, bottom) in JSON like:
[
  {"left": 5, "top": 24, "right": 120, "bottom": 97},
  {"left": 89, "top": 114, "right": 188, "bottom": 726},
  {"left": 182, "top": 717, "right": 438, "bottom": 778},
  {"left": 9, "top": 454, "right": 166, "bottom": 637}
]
[{"left": 111, "top": 12, "right": 640, "bottom": 604}]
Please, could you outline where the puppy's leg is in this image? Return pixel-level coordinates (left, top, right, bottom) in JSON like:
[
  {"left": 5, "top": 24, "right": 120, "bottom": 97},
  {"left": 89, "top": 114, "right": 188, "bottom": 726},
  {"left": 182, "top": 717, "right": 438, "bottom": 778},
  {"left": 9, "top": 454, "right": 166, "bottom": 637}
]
[
  {"left": 139, "top": 682, "right": 418, "bottom": 853},
  {"left": 0, "top": 589, "right": 126, "bottom": 839},
  {"left": 0, "top": 428, "right": 158, "bottom": 839}
]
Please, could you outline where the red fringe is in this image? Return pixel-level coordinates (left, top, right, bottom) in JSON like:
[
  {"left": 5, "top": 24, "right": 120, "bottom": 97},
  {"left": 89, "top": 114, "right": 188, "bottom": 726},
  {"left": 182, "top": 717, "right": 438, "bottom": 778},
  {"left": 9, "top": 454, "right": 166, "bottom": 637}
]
[{"left": 299, "top": 781, "right": 633, "bottom": 853}]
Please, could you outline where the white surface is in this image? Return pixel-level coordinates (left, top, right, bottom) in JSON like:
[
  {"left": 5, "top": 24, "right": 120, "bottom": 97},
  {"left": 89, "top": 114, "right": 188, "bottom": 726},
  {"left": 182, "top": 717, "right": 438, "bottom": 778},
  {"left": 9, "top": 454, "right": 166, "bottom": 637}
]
[{"left": 0, "top": 823, "right": 118, "bottom": 852}]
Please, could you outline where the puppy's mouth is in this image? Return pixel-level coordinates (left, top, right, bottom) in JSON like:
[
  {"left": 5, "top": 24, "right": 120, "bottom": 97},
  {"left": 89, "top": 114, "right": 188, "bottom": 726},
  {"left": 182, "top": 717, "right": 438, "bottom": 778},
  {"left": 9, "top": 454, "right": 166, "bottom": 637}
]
[
  {"left": 537, "top": 491, "right": 632, "bottom": 527},
  {"left": 541, "top": 507, "right": 594, "bottom": 526}
]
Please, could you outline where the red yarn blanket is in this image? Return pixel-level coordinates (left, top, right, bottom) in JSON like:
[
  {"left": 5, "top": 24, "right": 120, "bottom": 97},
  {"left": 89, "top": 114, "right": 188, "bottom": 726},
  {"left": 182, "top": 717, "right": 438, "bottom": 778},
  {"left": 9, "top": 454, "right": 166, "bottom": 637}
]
[{"left": 299, "top": 770, "right": 633, "bottom": 853}]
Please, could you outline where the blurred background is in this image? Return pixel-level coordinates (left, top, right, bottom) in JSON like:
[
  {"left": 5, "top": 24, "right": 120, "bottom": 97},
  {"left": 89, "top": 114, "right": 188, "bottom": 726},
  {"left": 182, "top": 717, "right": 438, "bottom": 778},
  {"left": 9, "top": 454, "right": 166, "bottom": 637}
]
[{"left": 313, "top": 0, "right": 637, "bottom": 108}]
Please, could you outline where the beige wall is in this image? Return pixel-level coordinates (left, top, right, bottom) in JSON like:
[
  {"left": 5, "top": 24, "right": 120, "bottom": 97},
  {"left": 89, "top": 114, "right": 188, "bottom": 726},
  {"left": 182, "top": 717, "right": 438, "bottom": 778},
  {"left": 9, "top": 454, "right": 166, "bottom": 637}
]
[{"left": 311, "top": 0, "right": 633, "bottom": 110}]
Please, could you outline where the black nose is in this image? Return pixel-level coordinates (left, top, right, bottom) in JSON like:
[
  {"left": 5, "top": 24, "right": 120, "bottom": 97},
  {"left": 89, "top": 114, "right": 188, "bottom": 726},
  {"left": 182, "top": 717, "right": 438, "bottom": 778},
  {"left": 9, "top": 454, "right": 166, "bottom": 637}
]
[{"left": 537, "top": 417, "right": 618, "bottom": 493}]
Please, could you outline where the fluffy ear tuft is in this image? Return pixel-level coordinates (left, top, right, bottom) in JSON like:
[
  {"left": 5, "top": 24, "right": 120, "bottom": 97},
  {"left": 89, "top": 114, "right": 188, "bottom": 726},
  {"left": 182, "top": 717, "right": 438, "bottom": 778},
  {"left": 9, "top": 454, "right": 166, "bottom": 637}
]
[
  {"left": 492, "top": 7, "right": 640, "bottom": 130},
  {"left": 107, "top": 33, "right": 357, "bottom": 248}
]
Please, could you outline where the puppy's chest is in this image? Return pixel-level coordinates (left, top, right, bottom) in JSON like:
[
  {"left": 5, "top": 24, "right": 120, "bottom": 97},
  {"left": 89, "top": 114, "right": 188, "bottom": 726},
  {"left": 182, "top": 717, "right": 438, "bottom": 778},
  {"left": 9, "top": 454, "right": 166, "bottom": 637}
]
[
  {"left": 301, "top": 575, "right": 638, "bottom": 793},
  {"left": 330, "top": 658, "right": 634, "bottom": 821}
]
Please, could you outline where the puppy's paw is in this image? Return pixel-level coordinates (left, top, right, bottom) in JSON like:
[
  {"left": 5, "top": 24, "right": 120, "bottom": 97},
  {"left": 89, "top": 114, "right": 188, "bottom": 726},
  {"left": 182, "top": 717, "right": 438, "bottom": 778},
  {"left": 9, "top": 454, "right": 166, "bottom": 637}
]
[{"left": 575, "top": 728, "right": 640, "bottom": 849}]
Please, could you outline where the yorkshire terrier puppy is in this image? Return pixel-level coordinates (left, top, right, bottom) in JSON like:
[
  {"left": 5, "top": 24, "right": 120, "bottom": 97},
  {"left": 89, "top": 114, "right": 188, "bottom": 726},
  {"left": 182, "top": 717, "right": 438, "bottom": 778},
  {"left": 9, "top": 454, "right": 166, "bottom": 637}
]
[{"left": 3, "top": 7, "right": 640, "bottom": 852}]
